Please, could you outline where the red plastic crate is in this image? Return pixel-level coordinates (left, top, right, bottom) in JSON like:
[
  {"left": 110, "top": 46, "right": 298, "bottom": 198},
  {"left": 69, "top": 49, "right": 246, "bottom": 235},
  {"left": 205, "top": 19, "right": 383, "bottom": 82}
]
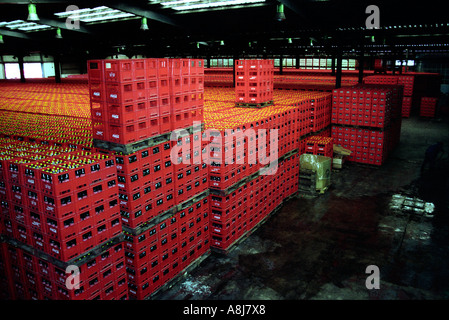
[
  {"left": 89, "top": 81, "right": 106, "bottom": 103},
  {"left": 106, "top": 82, "right": 147, "bottom": 105},
  {"left": 148, "top": 97, "right": 159, "bottom": 118},
  {"left": 145, "top": 58, "right": 158, "bottom": 79},
  {"left": 103, "top": 59, "right": 134, "bottom": 83},
  {"left": 108, "top": 102, "right": 147, "bottom": 125},
  {"left": 108, "top": 122, "right": 146, "bottom": 145},
  {"left": 160, "top": 115, "right": 171, "bottom": 134},
  {"left": 158, "top": 96, "right": 171, "bottom": 116},
  {"left": 87, "top": 60, "right": 105, "bottom": 82}
]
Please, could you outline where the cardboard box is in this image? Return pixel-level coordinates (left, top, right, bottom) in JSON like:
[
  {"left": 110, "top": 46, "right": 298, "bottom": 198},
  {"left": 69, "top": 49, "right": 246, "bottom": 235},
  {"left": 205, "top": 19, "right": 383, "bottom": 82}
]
[
  {"left": 332, "top": 154, "right": 345, "bottom": 169},
  {"left": 300, "top": 154, "right": 332, "bottom": 190},
  {"left": 333, "top": 144, "right": 352, "bottom": 156}
]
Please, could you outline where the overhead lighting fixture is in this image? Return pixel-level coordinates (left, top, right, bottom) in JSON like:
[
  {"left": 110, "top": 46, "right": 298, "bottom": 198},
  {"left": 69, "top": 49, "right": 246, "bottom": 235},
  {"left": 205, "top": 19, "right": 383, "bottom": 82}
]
[
  {"left": 140, "top": 17, "right": 149, "bottom": 30},
  {"left": 55, "top": 28, "right": 62, "bottom": 39},
  {"left": 0, "top": 35, "right": 3, "bottom": 44},
  {"left": 0, "top": 19, "right": 52, "bottom": 31},
  {"left": 27, "top": 3, "right": 39, "bottom": 21},
  {"left": 153, "top": 0, "right": 266, "bottom": 12},
  {"left": 54, "top": 6, "right": 136, "bottom": 24},
  {"left": 275, "top": 3, "right": 286, "bottom": 21}
]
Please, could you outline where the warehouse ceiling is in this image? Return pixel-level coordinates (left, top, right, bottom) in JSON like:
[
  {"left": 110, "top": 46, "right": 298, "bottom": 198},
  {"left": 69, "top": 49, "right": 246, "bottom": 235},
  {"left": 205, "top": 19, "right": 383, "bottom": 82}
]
[{"left": 1, "top": 0, "right": 449, "bottom": 58}]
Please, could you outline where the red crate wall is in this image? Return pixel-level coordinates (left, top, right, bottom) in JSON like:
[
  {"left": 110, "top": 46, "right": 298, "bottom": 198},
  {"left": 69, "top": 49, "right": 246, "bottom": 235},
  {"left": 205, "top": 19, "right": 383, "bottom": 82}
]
[
  {"left": 0, "top": 143, "right": 121, "bottom": 262},
  {"left": 419, "top": 97, "right": 438, "bottom": 118},
  {"left": 2, "top": 241, "right": 128, "bottom": 300},
  {"left": 210, "top": 152, "right": 299, "bottom": 252},
  {"left": 88, "top": 58, "right": 204, "bottom": 145},
  {"left": 331, "top": 124, "right": 400, "bottom": 166},
  {"left": 123, "top": 195, "right": 210, "bottom": 300}
]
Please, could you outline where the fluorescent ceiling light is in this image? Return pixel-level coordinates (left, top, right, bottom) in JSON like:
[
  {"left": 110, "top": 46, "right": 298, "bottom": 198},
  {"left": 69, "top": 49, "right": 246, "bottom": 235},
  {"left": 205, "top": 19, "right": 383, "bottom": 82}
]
[
  {"left": 54, "top": 6, "right": 135, "bottom": 23},
  {"left": 150, "top": 0, "right": 265, "bottom": 12},
  {"left": 0, "top": 19, "right": 52, "bottom": 31}
]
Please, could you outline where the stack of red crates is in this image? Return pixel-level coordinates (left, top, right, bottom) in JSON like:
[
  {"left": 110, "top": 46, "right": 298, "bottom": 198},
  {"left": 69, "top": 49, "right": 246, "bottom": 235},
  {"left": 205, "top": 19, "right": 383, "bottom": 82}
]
[
  {"left": 0, "top": 139, "right": 128, "bottom": 300},
  {"left": 88, "top": 58, "right": 204, "bottom": 145},
  {"left": 398, "top": 76, "right": 414, "bottom": 117},
  {"left": 331, "top": 126, "right": 387, "bottom": 165},
  {"left": 169, "top": 59, "right": 204, "bottom": 131},
  {"left": 332, "top": 87, "right": 393, "bottom": 129},
  {"left": 309, "top": 95, "right": 332, "bottom": 132},
  {"left": 123, "top": 193, "right": 210, "bottom": 300},
  {"left": 89, "top": 59, "right": 156, "bottom": 144},
  {"left": 402, "top": 97, "right": 412, "bottom": 117},
  {"left": 331, "top": 85, "right": 402, "bottom": 165},
  {"left": 235, "top": 60, "right": 274, "bottom": 104},
  {"left": 364, "top": 75, "right": 398, "bottom": 86},
  {"left": 419, "top": 97, "right": 438, "bottom": 118},
  {"left": 304, "top": 136, "right": 333, "bottom": 158},
  {"left": 210, "top": 153, "right": 299, "bottom": 251},
  {"left": 207, "top": 109, "right": 308, "bottom": 251},
  {"left": 365, "top": 74, "right": 415, "bottom": 117},
  {"left": 88, "top": 58, "right": 210, "bottom": 300},
  {"left": 0, "top": 239, "right": 127, "bottom": 300},
  {"left": 104, "top": 134, "right": 210, "bottom": 300}
]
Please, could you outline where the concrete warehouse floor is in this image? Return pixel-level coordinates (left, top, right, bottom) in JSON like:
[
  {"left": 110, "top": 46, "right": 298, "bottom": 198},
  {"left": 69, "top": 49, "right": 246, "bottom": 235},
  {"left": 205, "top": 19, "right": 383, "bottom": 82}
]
[{"left": 155, "top": 115, "right": 449, "bottom": 300}]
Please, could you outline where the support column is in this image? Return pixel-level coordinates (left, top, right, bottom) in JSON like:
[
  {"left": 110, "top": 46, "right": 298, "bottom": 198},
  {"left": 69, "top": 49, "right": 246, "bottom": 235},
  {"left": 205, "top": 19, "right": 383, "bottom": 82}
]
[
  {"left": 358, "top": 45, "right": 365, "bottom": 84},
  {"left": 335, "top": 49, "right": 342, "bottom": 89},
  {"left": 331, "top": 52, "right": 336, "bottom": 76},
  {"left": 279, "top": 54, "right": 283, "bottom": 75},
  {"left": 233, "top": 54, "right": 237, "bottom": 87},
  {"left": 54, "top": 54, "right": 61, "bottom": 83},
  {"left": 18, "top": 55, "right": 25, "bottom": 83}
]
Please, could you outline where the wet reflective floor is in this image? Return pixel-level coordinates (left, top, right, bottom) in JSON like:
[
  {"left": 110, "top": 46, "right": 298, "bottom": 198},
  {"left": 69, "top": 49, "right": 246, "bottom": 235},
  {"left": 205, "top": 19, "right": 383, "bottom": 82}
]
[{"left": 156, "top": 116, "right": 449, "bottom": 300}]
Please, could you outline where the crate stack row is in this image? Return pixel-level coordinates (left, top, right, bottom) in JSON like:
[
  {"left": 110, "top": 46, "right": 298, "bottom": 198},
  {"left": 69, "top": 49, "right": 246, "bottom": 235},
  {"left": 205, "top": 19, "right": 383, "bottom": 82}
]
[
  {"left": 397, "top": 76, "right": 414, "bottom": 117},
  {"left": 87, "top": 58, "right": 212, "bottom": 300},
  {"left": 88, "top": 58, "right": 204, "bottom": 146},
  {"left": 0, "top": 138, "right": 127, "bottom": 300},
  {"left": 419, "top": 97, "right": 438, "bottom": 118},
  {"left": 235, "top": 60, "right": 274, "bottom": 105},
  {"left": 332, "top": 86, "right": 396, "bottom": 128},
  {"left": 309, "top": 95, "right": 332, "bottom": 132},
  {"left": 331, "top": 85, "right": 402, "bottom": 165},
  {"left": 122, "top": 192, "right": 210, "bottom": 300},
  {"left": 106, "top": 134, "right": 210, "bottom": 300},
  {"left": 205, "top": 91, "right": 333, "bottom": 251},
  {"left": 210, "top": 151, "right": 299, "bottom": 251},
  {"left": 364, "top": 73, "right": 441, "bottom": 118},
  {"left": 364, "top": 74, "right": 412, "bottom": 117}
]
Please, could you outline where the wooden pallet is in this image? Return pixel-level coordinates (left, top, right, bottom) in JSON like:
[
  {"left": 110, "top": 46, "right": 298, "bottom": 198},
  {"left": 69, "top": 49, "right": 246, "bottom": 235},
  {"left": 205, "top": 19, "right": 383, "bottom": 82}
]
[
  {"left": 146, "top": 250, "right": 211, "bottom": 300},
  {"left": 93, "top": 123, "right": 204, "bottom": 154},
  {"left": 210, "top": 149, "right": 299, "bottom": 197},
  {"left": 235, "top": 100, "right": 274, "bottom": 109},
  {"left": 0, "top": 233, "right": 124, "bottom": 269},
  {"left": 211, "top": 204, "right": 283, "bottom": 256},
  {"left": 298, "top": 168, "right": 330, "bottom": 195},
  {"left": 211, "top": 192, "right": 300, "bottom": 256},
  {"left": 123, "top": 190, "right": 210, "bottom": 236},
  {"left": 298, "top": 184, "right": 330, "bottom": 195}
]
